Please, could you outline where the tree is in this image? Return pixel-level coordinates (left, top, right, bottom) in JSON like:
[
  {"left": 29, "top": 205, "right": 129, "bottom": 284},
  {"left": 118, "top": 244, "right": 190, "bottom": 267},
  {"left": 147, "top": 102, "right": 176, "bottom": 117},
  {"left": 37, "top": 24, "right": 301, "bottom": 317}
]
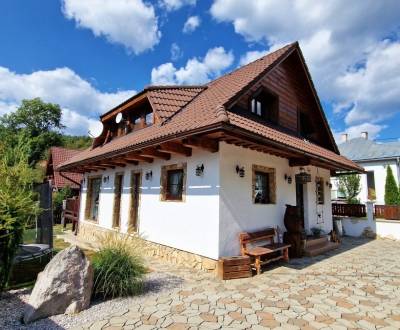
[
  {"left": 338, "top": 174, "right": 361, "bottom": 204},
  {"left": 384, "top": 166, "right": 399, "bottom": 205},
  {"left": 0, "top": 137, "right": 40, "bottom": 291},
  {"left": 0, "top": 98, "right": 65, "bottom": 166}
]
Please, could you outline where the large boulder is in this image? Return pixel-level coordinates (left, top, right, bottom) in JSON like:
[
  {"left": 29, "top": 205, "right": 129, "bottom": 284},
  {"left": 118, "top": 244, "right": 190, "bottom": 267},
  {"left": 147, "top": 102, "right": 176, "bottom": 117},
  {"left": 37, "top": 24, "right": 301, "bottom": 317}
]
[{"left": 24, "top": 245, "right": 93, "bottom": 324}]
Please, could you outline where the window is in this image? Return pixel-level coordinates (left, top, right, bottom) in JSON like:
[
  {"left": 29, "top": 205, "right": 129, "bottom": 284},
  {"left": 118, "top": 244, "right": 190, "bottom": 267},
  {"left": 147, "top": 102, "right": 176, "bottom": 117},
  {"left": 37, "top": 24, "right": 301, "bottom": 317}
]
[
  {"left": 298, "top": 111, "right": 315, "bottom": 139},
  {"left": 366, "top": 171, "right": 376, "bottom": 200},
  {"left": 250, "top": 89, "right": 278, "bottom": 124},
  {"left": 316, "top": 177, "right": 324, "bottom": 204},
  {"left": 160, "top": 163, "right": 187, "bottom": 202},
  {"left": 252, "top": 165, "right": 276, "bottom": 204},
  {"left": 113, "top": 174, "right": 124, "bottom": 228},
  {"left": 85, "top": 177, "right": 101, "bottom": 221},
  {"left": 145, "top": 112, "right": 153, "bottom": 126}
]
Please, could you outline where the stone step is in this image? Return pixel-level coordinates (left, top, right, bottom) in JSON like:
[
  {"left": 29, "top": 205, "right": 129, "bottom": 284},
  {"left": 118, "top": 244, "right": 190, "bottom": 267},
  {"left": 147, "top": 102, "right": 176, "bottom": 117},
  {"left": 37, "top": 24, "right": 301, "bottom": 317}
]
[
  {"left": 304, "top": 241, "right": 339, "bottom": 257},
  {"left": 305, "top": 236, "right": 329, "bottom": 249}
]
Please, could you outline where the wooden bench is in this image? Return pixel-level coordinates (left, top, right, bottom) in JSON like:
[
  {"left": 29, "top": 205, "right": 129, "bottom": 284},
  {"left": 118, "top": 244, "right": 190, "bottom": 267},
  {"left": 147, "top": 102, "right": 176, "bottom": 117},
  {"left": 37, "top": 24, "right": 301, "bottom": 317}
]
[{"left": 239, "top": 228, "right": 290, "bottom": 275}]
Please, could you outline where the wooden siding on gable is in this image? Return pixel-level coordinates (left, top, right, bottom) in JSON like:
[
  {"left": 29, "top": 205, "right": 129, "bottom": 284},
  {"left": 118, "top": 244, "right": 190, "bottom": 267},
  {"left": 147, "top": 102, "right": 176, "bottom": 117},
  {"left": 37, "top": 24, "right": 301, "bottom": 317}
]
[{"left": 232, "top": 51, "right": 333, "bottom": 151}]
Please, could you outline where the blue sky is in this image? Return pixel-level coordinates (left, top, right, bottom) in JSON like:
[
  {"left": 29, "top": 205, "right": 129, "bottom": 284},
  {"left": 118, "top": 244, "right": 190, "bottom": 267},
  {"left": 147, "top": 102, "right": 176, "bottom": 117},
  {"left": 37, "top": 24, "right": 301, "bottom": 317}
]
[{"left": 0, "top": 0, "right": 399, "bottom": 142}]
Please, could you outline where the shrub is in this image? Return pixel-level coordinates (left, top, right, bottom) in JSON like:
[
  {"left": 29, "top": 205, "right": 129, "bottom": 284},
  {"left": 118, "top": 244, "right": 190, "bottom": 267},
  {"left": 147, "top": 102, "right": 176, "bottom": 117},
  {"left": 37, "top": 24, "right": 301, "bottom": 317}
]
[
  {"left": 91, "top": 233, "right": 146, "bottom": 299},
  {"left": 384, "top": 166, "right": 399, "bottom": 205},
  {"left": 0, "top": 139, "right": 40, "bottom": 291}
]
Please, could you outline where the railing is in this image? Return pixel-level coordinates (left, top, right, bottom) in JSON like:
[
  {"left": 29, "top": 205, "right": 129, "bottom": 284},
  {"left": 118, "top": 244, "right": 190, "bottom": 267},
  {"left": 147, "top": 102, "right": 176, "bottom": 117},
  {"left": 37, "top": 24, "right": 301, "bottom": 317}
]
[
  {"left": 332, "top": 203, "right": 366, "bottom": 218},
  {"left": 375, "top": 205, "right": 400, "bottom": 220}
]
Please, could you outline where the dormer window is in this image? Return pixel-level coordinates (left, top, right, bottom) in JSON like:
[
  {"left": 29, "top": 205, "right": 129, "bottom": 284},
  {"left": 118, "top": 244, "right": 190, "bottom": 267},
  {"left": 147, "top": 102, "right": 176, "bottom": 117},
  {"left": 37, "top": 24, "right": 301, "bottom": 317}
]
[
  {"left": 145, "top": 112, "right": 153, "bottom": 126},
  {"left": 249, "top": 89, "right": 278, "bottom": 124}
]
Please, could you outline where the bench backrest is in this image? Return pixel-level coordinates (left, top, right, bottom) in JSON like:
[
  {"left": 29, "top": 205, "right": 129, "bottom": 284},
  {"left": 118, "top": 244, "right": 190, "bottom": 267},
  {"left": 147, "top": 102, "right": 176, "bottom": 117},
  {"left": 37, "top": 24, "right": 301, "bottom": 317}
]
[{"left": 239, "top": 228, "right": 276, "bottom": 255}]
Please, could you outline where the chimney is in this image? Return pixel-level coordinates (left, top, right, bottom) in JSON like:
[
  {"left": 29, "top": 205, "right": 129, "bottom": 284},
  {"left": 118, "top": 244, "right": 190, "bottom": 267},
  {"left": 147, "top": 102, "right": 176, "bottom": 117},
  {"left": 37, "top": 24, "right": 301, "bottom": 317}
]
[
  {"left": 361, "top": 131, "right": 368, "bottom": 140},
  {"left": 341, "top": 133, "right": 348, "bottom": 142}
]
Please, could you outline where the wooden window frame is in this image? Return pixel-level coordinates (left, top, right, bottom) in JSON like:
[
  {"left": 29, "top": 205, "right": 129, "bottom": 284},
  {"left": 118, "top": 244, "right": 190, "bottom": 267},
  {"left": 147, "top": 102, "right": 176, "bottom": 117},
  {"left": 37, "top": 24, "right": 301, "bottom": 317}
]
[
  {"left": 84, "top": 175, "right": 102, "bottom": 222},
  {"left": 112, "top": 173, "right": 124, "bottom": 228},
  {"left": 316, "top": 177, "right": 325, "bottom": 205},
  {"left": 129, "top": 170, "right": 142, "bottom": 233},
  {"left": 249, "top": 88, "right": 279, "bottom": 124},
  {"left": 160, "top": 163, "right": 187, "bottom": 202},
  {"left": 252, "top": 165, "right": 276, "bottom": 204}
]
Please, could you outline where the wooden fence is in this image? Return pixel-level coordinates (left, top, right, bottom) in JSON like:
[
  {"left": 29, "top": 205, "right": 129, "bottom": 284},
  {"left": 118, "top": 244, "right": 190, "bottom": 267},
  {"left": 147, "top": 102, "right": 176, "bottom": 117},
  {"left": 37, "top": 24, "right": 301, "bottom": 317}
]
[
  {"left": 375, "top": 205, "right": 400, "bottom": 220},
  {"left": 332, "top": 203, "right": 366, "bottom": 217}
]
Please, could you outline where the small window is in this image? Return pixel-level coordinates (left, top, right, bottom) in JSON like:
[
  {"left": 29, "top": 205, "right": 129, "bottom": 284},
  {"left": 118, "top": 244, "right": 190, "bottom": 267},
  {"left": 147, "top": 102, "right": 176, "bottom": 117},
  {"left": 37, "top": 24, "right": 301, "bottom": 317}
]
[
  {"left": 145, "top": 112, "right": 153, "bottom": 126},
  {"left": 160, "top": 163, "right": 187, "bottom": 202},
  {"left": 85, "top": 177, "right": 101, "bottom": 221},
  {"left": 316, "top": 177, "right": 324, "bottom": 204},
  {"left": 252, "top": 165, "right": 276, "bottom": 204},
  {"left": 250, "top": 90, "right": 278, "bottom": 123},
  {"left": 298, "top": 111, "right": 315, "bottom": 138},
  {"left": 366, "top": 171, "right": 376, "bottom": 200}
]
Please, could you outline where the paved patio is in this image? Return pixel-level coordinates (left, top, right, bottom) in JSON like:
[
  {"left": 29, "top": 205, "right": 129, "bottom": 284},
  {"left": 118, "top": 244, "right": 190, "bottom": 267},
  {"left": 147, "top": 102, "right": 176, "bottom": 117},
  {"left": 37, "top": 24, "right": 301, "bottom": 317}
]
[{"left": 74, "top": 238, "right": 400, "bottom": 330}]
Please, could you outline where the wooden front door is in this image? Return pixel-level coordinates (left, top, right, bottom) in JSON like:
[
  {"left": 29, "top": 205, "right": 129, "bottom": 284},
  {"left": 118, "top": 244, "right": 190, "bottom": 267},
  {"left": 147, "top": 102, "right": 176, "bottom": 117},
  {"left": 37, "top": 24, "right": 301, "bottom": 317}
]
[
  {"left": 113, "top": 174, "right": 123, "bottom": 228},
  {"left": 129, "top": 172, "right": 141, "bottom": 232},
  {"left": 296, "top": 181, "right": 305, "bottom": 228}
]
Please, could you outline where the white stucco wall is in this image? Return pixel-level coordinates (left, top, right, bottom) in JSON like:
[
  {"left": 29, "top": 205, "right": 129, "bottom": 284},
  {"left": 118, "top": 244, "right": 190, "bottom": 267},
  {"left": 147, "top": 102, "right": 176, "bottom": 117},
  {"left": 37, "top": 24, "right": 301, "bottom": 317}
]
[
  {"left": 341, "top": 217, "right": 400, "bottom": 240},
  {"left": 80, "top": 149, "right": 220, "bottom": 260},
  {"left": 331, "top": 160, "right": 400, "bottom": 205},
  {"left": 218, "top": 142, "right": 333, "bottom": 257}
]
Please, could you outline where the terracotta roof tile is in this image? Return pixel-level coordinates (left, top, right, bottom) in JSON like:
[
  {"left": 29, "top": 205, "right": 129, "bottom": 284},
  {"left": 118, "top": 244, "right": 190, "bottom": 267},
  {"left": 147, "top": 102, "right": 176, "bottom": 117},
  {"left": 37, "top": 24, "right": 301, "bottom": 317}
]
[
  {"left": 49, "top": 147, "right": 83, "bottom": 189},
  {"left": 59, "top": 42, "right": 361, "bottom": 172}
]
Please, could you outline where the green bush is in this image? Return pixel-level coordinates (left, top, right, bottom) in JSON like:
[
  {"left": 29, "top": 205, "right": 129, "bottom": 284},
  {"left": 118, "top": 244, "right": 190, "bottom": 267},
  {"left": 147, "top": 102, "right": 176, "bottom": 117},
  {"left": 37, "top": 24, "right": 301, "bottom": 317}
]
[
  {"left": 384, "top": 166, "right": 399, "bottom": 205},
  {"left": 92, "top": 234, "right": 146, "bottom": 299}
]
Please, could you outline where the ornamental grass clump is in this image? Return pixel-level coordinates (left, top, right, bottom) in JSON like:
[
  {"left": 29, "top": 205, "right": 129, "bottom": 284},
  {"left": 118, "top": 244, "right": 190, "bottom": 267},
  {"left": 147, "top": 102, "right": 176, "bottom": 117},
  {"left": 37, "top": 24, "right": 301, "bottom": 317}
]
[{"left": 92, "top": 232, "right": 146, "bottom": 299}]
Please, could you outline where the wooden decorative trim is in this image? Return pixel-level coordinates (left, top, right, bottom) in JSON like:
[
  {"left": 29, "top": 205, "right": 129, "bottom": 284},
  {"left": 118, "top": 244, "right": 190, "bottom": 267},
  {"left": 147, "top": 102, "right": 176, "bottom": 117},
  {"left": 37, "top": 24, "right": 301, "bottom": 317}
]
[
  {"left": 160, "top": 163, "right": 187, "bottom": 202},
  {"left": 112, "top": 173, "right": 124, "bottom": 228},
  {"left": 315, "top": 176, "right": 325, "bottom": 205},
  {"left": 252, "top": 164, "right": 276, "bottom": 204}
]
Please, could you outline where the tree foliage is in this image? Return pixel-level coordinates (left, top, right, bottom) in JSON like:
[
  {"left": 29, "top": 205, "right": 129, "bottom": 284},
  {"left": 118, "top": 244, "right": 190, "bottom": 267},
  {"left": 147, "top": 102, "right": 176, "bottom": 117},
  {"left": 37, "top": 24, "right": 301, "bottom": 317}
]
[
  {"left": 0, "top": 138, "right": 40, "bottom": 291},
  {"left": 338, "top": 174, "right": 361, "bottom": 204},
  {"left": 384, "top": 166, "right": 399, "bottom": 205}
]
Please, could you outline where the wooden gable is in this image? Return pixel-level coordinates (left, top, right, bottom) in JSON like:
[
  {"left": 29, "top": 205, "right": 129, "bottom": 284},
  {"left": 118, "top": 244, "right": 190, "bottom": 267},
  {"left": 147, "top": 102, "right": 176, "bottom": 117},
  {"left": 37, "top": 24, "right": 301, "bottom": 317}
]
[{"left": 230, "top": 49, "right": 337, "bottom": 152}]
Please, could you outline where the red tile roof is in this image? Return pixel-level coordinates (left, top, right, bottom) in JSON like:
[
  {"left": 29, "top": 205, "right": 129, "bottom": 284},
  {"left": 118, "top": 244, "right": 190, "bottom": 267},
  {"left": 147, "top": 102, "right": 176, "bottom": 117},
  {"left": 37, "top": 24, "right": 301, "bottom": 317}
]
[
  {"left": 48, "top": 147, "right": 83, "bottom": 189},
  {"left": 59, "top": 42, "right": 362, "bottom": 172}
]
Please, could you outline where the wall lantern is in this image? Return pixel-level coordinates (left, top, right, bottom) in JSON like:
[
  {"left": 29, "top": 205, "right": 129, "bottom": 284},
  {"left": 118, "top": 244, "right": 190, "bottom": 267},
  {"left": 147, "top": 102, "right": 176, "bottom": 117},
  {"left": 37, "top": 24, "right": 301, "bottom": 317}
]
[
  {"left": 236, "top": 165, "right": 245, "bottom": 178},
  {"left": 103, "top": 175, "right": 109, "bottom": 183},
  {"left": 145, "top": 170, "right": 153, "bottom": 181},
  {"left": 295, "top": 167, "right": 311, "bottom": 184},
  {"left": 195, "top": 164, "right": 204, "bottom": 177},
  {"left": 284, "top": 174, "right": 292, "bottom": 184}
]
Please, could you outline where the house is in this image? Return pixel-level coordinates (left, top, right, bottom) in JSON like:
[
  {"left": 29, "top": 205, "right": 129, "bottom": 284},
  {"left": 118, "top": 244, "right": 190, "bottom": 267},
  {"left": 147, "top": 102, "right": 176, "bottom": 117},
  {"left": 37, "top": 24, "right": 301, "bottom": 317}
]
[
  {"left": 45, "top": 146, "right": 83, "bottom": 193},
  {"left": 331, "top": 133, "right": 400, "bottom": 205},
  {"left": 58, "top": 42, "right": 361, "bottom": 271}
]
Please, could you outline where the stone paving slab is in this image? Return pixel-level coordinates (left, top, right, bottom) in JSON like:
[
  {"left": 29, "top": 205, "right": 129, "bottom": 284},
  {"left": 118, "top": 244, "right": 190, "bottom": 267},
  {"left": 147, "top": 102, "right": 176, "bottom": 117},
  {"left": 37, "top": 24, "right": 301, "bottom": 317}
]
[{"left": 72, "top": 238, "right": 400, "bottom": 329}]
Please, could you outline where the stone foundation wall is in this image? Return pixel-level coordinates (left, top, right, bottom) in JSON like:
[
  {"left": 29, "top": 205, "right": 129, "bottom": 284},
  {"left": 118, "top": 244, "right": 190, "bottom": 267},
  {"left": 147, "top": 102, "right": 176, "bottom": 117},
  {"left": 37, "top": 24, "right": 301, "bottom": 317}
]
[{"left": 78, "top": 221, "right": 218, "bottom": 273}]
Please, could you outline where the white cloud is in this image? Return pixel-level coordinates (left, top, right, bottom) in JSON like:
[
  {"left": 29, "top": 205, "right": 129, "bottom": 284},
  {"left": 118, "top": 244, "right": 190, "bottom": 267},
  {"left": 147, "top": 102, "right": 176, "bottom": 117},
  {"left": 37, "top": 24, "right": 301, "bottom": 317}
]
[
  {"left": 211, "top": 0, "right": 400, "bottom": 135},
  {"left": 159, "top": 0, "right": 196, "bottom": 11},
  {"left": 0, "top": 67, "right": 136, "bottom": 135},
  {"left": 151, "top": 47, "right": 234, "bottom": 85},
  {"left": 170, "top": 43, "right": 183, "bottom": 61},
  {"left": 239, "top": 50, "right": 268, "bottom": 66},
  {"left": 183, "top": 16, "right": 201, "bottom": 34},
  {"left": 62, "top": 0, "right": 161, "bottom": 54},
  {"left": 335, "top": 123, "right": 385, "bottom": 142}
]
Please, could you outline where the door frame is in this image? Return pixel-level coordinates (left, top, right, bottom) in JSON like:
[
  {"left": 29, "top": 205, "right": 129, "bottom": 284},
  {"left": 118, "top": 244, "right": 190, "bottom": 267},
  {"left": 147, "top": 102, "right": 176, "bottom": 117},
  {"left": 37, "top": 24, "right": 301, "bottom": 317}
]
[{"left": 295, "top": 181, "right": 305, "bottom": 229}]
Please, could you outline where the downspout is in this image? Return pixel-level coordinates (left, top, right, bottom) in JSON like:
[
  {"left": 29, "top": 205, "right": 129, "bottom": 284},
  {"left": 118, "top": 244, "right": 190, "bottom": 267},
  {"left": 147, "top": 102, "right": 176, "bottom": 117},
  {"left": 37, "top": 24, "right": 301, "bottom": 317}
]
[{"left": 396, "top": 157, "right": 400, "bottom": 185}]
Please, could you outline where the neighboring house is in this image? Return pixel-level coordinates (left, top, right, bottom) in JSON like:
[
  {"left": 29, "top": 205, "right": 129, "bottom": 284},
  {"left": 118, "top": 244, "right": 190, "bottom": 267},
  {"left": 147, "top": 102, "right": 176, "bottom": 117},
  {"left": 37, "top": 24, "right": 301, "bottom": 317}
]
[
  {"left": 331, "top": 133, "right": 400, "bottom": 205},
  {"left": 59, "top": 42, "right": 361, "bottom": 269},
  {"left": 45, "top": 146, "right": 83, "bottom": 193}
]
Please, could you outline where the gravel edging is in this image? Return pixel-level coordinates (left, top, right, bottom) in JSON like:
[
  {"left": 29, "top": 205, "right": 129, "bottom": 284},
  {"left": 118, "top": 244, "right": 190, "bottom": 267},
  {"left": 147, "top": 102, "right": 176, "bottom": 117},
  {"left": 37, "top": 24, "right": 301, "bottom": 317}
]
[{"left": 0, "top": 270, "right": 184, "bottom": 330}]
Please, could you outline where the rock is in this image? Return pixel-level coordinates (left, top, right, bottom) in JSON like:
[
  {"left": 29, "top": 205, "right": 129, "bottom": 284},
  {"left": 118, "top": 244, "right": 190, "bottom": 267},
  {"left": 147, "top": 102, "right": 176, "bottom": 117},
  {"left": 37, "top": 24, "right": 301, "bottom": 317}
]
[
  {"left": 24, "top": 245, "right": 93, "bottom": 324},
  {"left": 361, "top": 227, "right": 376, "bottom": 239}
]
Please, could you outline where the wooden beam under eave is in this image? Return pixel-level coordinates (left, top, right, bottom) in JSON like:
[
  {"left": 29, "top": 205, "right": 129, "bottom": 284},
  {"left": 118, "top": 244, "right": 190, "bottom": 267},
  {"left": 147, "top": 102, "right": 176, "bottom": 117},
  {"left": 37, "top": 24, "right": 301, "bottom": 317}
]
[
  {"left": 289, "top": 157, "right": 311, "bottom": 167},
  {"left": 99, "top": 160, "right": 127, "bottom": 168},
  {"left": 140, "top": 147, "right": 171, "bottom": 160},
  {"left": 123, "top": 153, "right": 153, "bottom": 163},
  {"left": 158, "top": 141, "right": 192, "bottom": 157},
  {"left": 182, "top": 137, "right": 219, "bottom": 153}
]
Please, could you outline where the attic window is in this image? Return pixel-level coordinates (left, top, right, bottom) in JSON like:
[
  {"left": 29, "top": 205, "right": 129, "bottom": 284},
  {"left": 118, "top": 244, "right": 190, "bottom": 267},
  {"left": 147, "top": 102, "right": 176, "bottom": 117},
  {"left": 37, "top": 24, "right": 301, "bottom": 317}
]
[
  {"left": 298, "top": 111, "right": 315, "bottom": 138},
  {"left": 145, "top": 112, "right": 153, "bottom": 126},
  {"left": 250, "top": 89, "right": 278, "bottom": 124}
]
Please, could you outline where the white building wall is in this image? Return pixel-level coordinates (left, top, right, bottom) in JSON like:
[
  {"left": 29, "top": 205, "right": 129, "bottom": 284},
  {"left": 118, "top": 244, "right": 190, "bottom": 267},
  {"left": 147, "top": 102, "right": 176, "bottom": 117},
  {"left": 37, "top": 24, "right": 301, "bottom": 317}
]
[
  {"left": 331, "top": 160, "right": 399, "bottom": 205},
  {"left": 79, "top": 149, "right": 220, "bottom": 260},
  {"left": 218, "top": 142, "right": 333, "bottom": 257}
]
